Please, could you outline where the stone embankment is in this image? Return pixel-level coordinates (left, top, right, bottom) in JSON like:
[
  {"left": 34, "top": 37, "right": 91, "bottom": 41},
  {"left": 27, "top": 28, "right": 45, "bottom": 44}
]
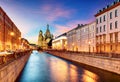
[
  {"left": 0, "top": 50, "right": 31, "bottom": 82},
  {"left": 48, "top": 50, "right": 120, "bottom": 75}
]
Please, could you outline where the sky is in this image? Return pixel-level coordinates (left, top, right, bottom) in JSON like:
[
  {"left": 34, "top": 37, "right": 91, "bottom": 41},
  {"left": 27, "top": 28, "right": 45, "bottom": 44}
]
[{"left": 0, "top": 0, "right": 114, "bottom": 44}]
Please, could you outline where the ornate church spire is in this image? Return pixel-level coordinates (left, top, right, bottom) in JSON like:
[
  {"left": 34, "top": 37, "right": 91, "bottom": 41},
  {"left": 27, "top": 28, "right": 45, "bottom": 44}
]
[
  {"left": 45, "top": 24, "right": 51, "bottom": 39},
  {"left": 38, "top": 30, "right": 43, "bottom": 47},
  {"left": 38, "top": 24, "right": 53, "bottom": 49},
  {"left": 46, "top": 24, "right": 50, "bottom": 33},
  {"left": 47, "top": 24, "right": 49, "bottom": 30}
]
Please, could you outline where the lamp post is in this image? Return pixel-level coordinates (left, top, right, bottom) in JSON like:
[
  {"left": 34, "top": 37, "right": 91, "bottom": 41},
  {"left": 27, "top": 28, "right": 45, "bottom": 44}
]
[
  {"left": 72, "top": 43, "right": 74, "bottom": 51},
  {"left": 88, "top": 41, "right": 91, "bottom": 54},
  {"left": 18, "top": 37, "right": 21, "bottom": 49},
  {"left": 10, "top": 31, "right": 14, "bottom": 50}
]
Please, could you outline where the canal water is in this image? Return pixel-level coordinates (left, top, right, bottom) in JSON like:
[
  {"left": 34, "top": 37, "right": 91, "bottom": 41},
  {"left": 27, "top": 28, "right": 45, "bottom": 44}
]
[{"left": 16, "top": 50, "right": 120, "bottom": 82}]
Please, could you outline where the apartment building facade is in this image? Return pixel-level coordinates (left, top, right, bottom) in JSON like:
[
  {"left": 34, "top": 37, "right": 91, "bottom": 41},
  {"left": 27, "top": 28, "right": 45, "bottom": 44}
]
[
  {"left": 88, "top": 22, "right": 96, "bottom": 52},
  {"left": 77, "top": 24, "right": 89, "bottom": 52},
  {"left": 95, "top": 0, "right": 120, "bottom": 53},
  {"left": 67, "top": 25, "right": 78, "bottom": 51},
  {"left": 75, "top": 22, "right": 96, "bottom": 52}
]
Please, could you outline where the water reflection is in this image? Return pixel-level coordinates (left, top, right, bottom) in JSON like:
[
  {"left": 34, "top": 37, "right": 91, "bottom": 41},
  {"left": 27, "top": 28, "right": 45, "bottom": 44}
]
[
  {"left": 82, "top": 70, "right": 99, "bottom": 82},
  {"left": 48, "top": 56, "right": 79, "bottom": 82},
  {"left": 16, "top": 51, "right": 120, "bottom": 82}
]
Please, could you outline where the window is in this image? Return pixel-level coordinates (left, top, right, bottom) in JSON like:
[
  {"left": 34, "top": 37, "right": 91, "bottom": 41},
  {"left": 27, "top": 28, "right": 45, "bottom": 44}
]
[
  {"left": 103, "top": 15, "right": 106, "bottom": 21},
  {"left": 110, "top": 23, "right": 112, "bottom": 30},
  {"left": 0, "top": 12, "right": 1, "bottom": 16},
  {"left": 110, "top": 12, "right": 112, "bottom": 19},
  {"left": 115, "top": 10, "right": 118, "bottom": 17},
  {"left": 110, "top": 45, "right": 112, "bottom": 50},
  {"left": 100, "top": 26, "right": 102, "bottom": 32},
  {"left": 100, "top": 17, "right": 102, "bottom": 23},
  {"left": 100, "top": 35, "right": 102, "bottom": 43},
  {"left": 96, "top": 27, "right": 98, "bottom": 33},
  {"left": 104, "top": 45, "right": 106, "bottom": 51},
  {"left": 115, "top": 21, "right": 117, "bottom": 29},
  {"left": 110, "top": 33, "right": 113, "bottom": 43},
  {"left": 103, "top": 35, "right": 106, "bottom": 43},
  {"left": 96, "top": 19, "right": 98, "bottom": 24},
  {"left": 115, "top": 32, "right": 118, "bottom": 42},
  {"left": 103, "top": 25, "right": 106, "bottom": 32}
]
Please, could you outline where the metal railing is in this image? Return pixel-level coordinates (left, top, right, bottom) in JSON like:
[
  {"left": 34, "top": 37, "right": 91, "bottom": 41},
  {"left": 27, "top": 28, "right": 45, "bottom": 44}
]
[
  {"left": 0, "top": 50, "right": 32, "bottom": 65},
  {"left": 47, "top": 49, "right": 120, "bottom": 59}
]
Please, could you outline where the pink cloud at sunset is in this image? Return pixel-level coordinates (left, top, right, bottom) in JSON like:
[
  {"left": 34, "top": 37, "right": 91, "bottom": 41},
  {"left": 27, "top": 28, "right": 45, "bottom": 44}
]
[
  {"left": 0, "top": 0, "right": 110, "bottom": 44},
  {"left": 53, "top": 19, "right": 94, "bottom": 37},
  {"left": 35, "top": 4, "right": 75, "bottom": 22},
  {"left": 53, "top": 25, "right": 70, "bottom": 36}
]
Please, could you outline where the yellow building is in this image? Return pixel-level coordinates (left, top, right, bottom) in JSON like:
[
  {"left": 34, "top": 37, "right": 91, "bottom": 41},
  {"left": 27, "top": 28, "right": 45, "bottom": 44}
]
[
  {"left": 0, "top": 7, "right": 21, "bottom": 51},
  {"left": 52, "top": 33, "right": 67, "bottom": 50}
]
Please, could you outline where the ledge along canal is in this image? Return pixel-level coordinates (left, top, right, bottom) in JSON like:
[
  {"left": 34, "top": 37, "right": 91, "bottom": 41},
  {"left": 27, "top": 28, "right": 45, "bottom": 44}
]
[{"left": 16, "top": 50, "right": 120, "bottom": 82}]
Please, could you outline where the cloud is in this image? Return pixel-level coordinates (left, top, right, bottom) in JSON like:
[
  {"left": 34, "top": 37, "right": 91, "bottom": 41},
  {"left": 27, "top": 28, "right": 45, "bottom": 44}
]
[
  {"left": 53, "top": 24, "right": 71, "bottom": 36},
  {"left": 53, "top": 19, "right": 94, "bottom": 37},
  {"left": 0, "top": 1, "right": 41, "bottom": 37},
  {"left": 34, "top": 4, "right": 74, "bottom": 22},
  {"left": 67, "top": 19, "right": 93, "bottom": 27},
  {"left": 0, "top": 1, "right": 95, "bottom": 44}
]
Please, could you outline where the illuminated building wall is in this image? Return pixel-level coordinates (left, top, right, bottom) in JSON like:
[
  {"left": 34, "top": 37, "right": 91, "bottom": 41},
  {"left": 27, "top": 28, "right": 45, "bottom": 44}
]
[
  {"left": 52, "top": 33, "right": 67, "bottom": 50},
  {"left": 0, "top": 7, "right": 4, "bottom": 51},
  {"left": 76, "top": 22, "right": 96, "bottom": 52},
  {"left": 95, "top": 1, "right": 120, "bottom": 53},
  {"left": 67, "top": 27, "right": 77, "bottom": 51},
  {"left": 78, "top": 24, "right": 89, "bottom": 52},
  {"left": 88, "top": 22, "right": 96, "bottom": 52},
  {"left": 0, "top": 7, "right": 21, "bottom": 51},
  {"left": 67, "top": 22, "right": 96, "bottom": 52}
]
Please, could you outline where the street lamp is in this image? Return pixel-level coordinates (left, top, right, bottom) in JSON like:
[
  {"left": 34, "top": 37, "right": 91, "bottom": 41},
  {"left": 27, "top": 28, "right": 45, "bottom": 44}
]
[
  {"left": 72, "top": 43, "right": 74, "bottom": 51},
  {"left": 10, "top": 32, "right": 14, "bottom": 36},
  {"left": 18, "top": 37, "right": 21, "bottom": 40},
  {"left": 10, "top": 32, "right": 14, "bottom": 50},
  {"left": 88, "top": 41, "right": 91, "bottom": 54},
  {"left": 63, "top": 44, "right": 66, "bottom": 50},
  {"left": 72, "top": 43, "right": 74, "bottom": 46},
  {"left": 18, "top": 37, "right": 21, "bottom": 49}
]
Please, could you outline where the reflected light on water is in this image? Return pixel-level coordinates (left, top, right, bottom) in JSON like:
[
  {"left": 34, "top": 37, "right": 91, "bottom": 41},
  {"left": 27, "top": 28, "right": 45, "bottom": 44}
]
[
  {"left": 49, "top": 58, "right": 69, "bottom": 82},
  {"left": 69, "top": 64, "right": 79, "bottom": 82},
  {"left": 48, "top": 57, "right": 79, "bottom": 82},
  {"left": 82, "top": 70, "right": 99, "bottom": 82}
]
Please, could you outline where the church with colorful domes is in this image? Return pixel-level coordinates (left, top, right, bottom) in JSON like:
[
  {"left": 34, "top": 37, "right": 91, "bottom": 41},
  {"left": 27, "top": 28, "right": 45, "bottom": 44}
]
[{"left": 38, "top": 24, "right": 53, "bottom": 49}]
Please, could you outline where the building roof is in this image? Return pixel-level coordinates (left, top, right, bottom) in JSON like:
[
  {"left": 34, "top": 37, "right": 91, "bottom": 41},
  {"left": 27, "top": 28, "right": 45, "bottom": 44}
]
[
  {"left": 95, "top": 0, "right": 120, "bottom": 17},
  {"left": 55, "top": 32, "right": 66, "bottom": 39},
  {"left": 53, "top": 33, "right": 67, "bottom": 42},
  {"left": 67, "top": 24, "right": 85, "bottom": 33}
]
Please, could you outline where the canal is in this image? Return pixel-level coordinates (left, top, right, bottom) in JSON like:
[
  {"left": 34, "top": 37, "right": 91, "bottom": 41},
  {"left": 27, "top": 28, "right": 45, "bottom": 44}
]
[{"left": 16, "top": 50, "right": 120, "bottom": 82}]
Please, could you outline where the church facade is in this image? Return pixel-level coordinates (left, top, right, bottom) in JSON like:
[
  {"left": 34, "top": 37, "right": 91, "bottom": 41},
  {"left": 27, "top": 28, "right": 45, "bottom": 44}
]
[{"left": 38, "top": 24, "right": 53, "bottom": 49}]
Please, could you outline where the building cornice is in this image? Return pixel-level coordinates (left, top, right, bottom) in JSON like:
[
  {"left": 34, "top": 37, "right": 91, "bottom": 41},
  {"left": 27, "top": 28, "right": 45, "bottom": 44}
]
[
  {"left": 95, "top": 2, "right": 120, "bottom": 17},
  {"left": 0, "top": 6, "right": 21, "bottom": 33}
]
